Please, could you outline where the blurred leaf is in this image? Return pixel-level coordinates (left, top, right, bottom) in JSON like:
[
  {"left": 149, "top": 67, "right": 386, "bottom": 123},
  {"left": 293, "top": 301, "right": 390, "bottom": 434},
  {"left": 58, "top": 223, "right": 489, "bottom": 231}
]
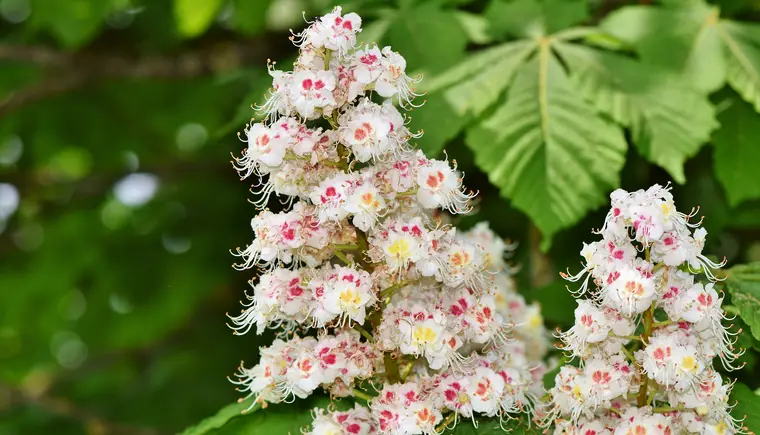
[
  {"left": 465, "top": 47, "right": 626, "bottom": 250},
  {"left": 554, "top": 43, "right": 717, "bottom": 183},
  {"left": 730, "top": 382, "right": 760, "bottom": 432},
  {"left": 485, "top": 0, "right": 589, "bottom": 39},
  {"left": 409, "top": 97, "right": 467, "bottom": 157},
  {"left": 721, "top": 20, "right": 760, "bottom": 113},
  {"left": 453, "top": 11, "right": 493, "bottom": 44},
  {"left": 231, "top": 0, "right": 273, "bottom": 35},
  {"left": 356, "top": 18, "right": 390, "bottom": 45},
  {"left": 30, "top": 0, "right": 112, "bottom": 48},
  {"left": 725, "top": 263, "right": 760, "bottom": 340},
  {"left": 386, "top": 2, "right": 468, "bottom": 73},
  {"left": 174, "top": 0, "right": 225, "bottom": 37},
  {"left": 713, "top": 94, "right": 760, "bottom": 206},
  {"left": 527, "top": 281, "right": 576, "bottom": 327}
]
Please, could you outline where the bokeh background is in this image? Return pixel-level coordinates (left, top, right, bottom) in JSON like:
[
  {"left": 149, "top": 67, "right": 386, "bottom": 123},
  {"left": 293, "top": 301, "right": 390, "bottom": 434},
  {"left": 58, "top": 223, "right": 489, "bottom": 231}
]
[{"left": 2, "top": 0, "right": 760, "bottom": 434}]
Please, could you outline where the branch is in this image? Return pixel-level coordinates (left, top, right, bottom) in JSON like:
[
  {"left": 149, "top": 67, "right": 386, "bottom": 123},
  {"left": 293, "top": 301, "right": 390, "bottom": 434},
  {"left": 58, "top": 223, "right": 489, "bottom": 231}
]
[
  {"left": 0, "top": 383, "right": 161, "bottom": 435},
  {"left": 0, "top": 35, "right": 290, "bottom": 118}
]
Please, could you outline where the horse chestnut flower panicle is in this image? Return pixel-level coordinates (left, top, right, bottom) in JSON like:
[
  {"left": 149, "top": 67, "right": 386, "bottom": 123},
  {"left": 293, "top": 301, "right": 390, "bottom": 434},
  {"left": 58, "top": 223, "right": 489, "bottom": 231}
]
[
  {"left": 226, "top": 6, "right": 549, "bottom": 434},
  {"left": 545, "top": 185, "right": 748, "bottom": 435}
]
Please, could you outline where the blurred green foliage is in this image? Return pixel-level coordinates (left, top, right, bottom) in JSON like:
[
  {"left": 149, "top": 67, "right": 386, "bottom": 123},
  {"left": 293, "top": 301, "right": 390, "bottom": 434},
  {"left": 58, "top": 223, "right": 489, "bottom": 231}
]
[{"left": 2, "top": 0, "right": 760, "bottom": 434}]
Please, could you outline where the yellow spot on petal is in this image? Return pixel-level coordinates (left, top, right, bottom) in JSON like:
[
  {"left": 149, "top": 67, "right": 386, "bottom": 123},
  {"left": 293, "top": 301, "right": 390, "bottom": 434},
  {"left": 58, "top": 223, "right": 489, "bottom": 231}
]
[
  {"left": 388, "top": 238, "right": 411, "bottom": 258},
  {"left": 412, "top": 326, "right": 437, "bottom": 344},
  {"left": 681, "top": 355, "right": 696, "bottom": 372}
]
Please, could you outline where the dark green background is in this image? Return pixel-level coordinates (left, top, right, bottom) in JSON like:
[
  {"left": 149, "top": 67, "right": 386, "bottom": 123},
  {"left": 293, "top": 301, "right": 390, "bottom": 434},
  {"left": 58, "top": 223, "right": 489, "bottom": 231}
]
[{"left": 2, "top": 0, "right": 760, "bottom": 434}]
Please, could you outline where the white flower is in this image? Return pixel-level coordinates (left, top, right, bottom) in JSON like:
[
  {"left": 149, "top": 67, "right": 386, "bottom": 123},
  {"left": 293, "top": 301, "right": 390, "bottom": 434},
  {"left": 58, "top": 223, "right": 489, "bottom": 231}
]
[
  {"left": 345, "top": 182, "right": 387, "bottom": 231},
  {"left": 467, "top": 367, "right": 505, "bottom": 416},
  {"left": 297, "top": 7, "right": 362, "bottom": 54},
  {"left": 614, "top": 409, "right": 674, "bottom": 435},
  {"left": 602, "top": 265, "right": 656, "bottom": 315},
  {"left": 415, "top": 159, "right": 475, "bottom": 214},
  {"left": 290, "top": 70, "right": 337, "bottom": 119},
  {"left": 322, "top": 266, "right": 375, "bottom": 325}
]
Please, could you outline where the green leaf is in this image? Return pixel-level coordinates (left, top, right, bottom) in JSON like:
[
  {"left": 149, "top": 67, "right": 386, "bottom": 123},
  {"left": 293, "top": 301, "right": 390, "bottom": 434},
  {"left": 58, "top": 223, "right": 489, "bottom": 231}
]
[
  {"left": 386, "top": 2, "right": 468, "bottom": 73},
  {"left": 182, "top": 397, "right": 337, "bottom": 435},
  {"left": 409, "top": 97, "right": 467, "bottom": 157},
  {"left": 356, "top": 18, "right": 390, "bottom": 45},
  {"left": 554, "top": 42, "right": 718, "bottom": 183},
  {"left": 465, "top": 44, "right": 627, "bottom": 250},
  {"left": 453, "top": 11, "right": 493, "bottom": 44},
  {"left": 527, "top": 280, "right": 576, "bottom": 326},
  {"left": 447, "top": 416, "right": 541, "bottom": 434},
  {"left": 600, "top": 3, "right": 726, "bottom": 93},
  {"left": 485, "top": 0, "right": 589, "bottom": 39},
  {"left": 725, "top": 263, "right": 760, "bottom": 341},
  {"left": 601, "top": 2, "right": 760, "bottom": 112},
  {"left": 730, "top": 382, "right": 760, "bottom": 433},
  {"left": 713, "top": 94, "right": 760, "bottom": 206},
  {"left": 414, "top": 41, "right": 535, "bottom": 156},
  {"left": 180, "top": 401, "right": 254, "bottom": 435},
  {"left": 720, "top": 20, "right": 760, "bottom": 112},
  {"left": 30, "top": 0, "right": 113, "bottom": 48},
  {"left": 441, "top": 41, "right": 535, "bottom": 118},
  {"left": 174, "top": 0, "right": 224, "bottom": 37},
  {"left": 231, "top": 0, "right": 272, "bottom": 35}
]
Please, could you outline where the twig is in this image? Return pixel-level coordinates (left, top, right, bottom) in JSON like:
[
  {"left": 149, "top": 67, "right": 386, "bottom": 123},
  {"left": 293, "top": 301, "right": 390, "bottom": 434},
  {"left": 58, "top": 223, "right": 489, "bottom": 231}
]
[
  {"left": 0, "top": 383, "right": 160, "bottom": 435},
  {"left": 0, "top": 36, "right": 288, "bottom": 118}
]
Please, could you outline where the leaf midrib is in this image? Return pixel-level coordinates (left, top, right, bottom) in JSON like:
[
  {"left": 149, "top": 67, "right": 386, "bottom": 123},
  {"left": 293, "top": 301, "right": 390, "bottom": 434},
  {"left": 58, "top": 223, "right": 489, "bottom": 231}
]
[
  {"left": 718, "top": 21, "right": 760, "bottom": 86},
  {"left": 682, "top": 8, "right": 719, "bottom": 78},
  {"left": 538, "top": 39, "right": 551, "bottom": 190}
]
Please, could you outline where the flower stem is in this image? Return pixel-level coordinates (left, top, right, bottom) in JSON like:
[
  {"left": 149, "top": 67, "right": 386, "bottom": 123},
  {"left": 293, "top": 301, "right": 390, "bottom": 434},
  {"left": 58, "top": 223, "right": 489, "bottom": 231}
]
[
  {"left": 620, "top": 345, "right": 636, "bottom": 363},
  {"left": 646, "top": 380, "right": 658, "bottom": 405},
  {"left": 384, "top": 353, "right": 401, "bottom": 384},
  {"left": 435, "top": 412, "right": 457, "bottom": 433},
  {"left": 652, "top": 404, "right": 685, "bottom": 413},
  {"left": 352, "top": 388, "right": 374, "bottom": 402},
  {"left": 613, "top": 334, "right": 643, "bottom": 342},
  {"left": 353, "top": 323, "right": 375, "bottom": 343},
  {"left": 334, "top": 244, "right": 360, "bottom": 250},
  {"left": 334, "top": 250, "right": 352, "bottom": 265},
  {"left": 652, "top": 320, "right": 673, "bottom": 329},
  {"left": 637, "top": 304, "right": 655, "bottom": 406},
  {"left": 380, "top": 280, "right": 410, "bottom": 300},
  {"left": 399, "top": 360, "right": 415, "bottom": 381}
]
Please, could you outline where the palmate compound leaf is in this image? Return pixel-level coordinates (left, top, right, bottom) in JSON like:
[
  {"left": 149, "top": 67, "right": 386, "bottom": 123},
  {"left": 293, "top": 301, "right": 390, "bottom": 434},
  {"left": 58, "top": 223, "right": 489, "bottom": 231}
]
[
  {"left": 601, "top": 0, "right": 760, "bottom": 113},
  {"left": 712, "top": 93, "right": 760, "bottom": 206},
  {"left": 553, "top": 42, "right": 718, "bottom": 183},
  {"left": 600, "top": 1, "right": 725, "bottom": 93},
  {"left": 484, "top": 0, "right": 590, "bottom": 39},
  {"left": 465, "top": 42, "right": 627, "bottom": 250},
  {"left": 413, "top": 40, "right": 536, "bottom": 156},
  {"left": 724, "top": 263, "right": 760, "bottom": 342}
]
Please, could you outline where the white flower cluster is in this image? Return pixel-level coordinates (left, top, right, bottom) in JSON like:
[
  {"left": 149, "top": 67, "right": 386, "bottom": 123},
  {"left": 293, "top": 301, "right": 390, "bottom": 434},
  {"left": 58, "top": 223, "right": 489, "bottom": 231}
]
[
  {"left": 227, "top": 7, "right": 549, "bottom": 434},
  {"left": 231, "top": 330, "right": 379, "bottom": 403},
  {"left": 544, "top": 185, "right": 747, "bottom": 435}
]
